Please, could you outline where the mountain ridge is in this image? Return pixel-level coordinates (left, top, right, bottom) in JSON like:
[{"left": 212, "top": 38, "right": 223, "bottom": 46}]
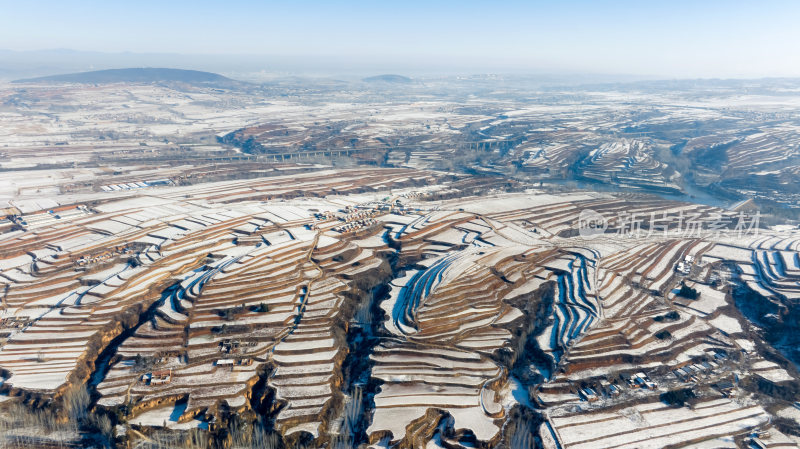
[{"left": 12, "top": 67, "right": 240, "bottom": 87}]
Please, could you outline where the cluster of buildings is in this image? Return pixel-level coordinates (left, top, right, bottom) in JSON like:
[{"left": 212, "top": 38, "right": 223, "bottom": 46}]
[
  {"left": 342, "top": 208, "right": 382, "bottom": 222},
  {"left": 625, "top": 371, "right": 658, "bottom": 390},
  {"left": 578, "top": 387, "right": 600, "bottom": 402},
  {"left": 672, "top": 360, "right": 719, "bottom": 383},
  {"left": 576, "top": 380, "right": 622, "bottom": 403},
  {"left": 218, "top": 338, "right": 256, "bottom": 354},
  {"left": 676, "top": 254, "right": 695, "bottom": 275},
  {"left": 214, "top": 358, "right": 253, "bottom": 371},
  {"left": 75, "top": 245, "right": 131, "bottom": 268},
  {"left": 578, "top": 372, "right": 658, "bottom": 402},
  {"left": 322, "top": 201, "right": 399, "bottom": 234},
  {"left": 399, "top": 191, "right": 423, "bottom": 199},
  {"left": 333, "top": 218, "right": 377, "bottom": 234},
  {"left": 311, "top": 203, "right": 391, "bottom": 232},
  {"left": 100, "top": 178, "right": 172, "bottom": 192}
]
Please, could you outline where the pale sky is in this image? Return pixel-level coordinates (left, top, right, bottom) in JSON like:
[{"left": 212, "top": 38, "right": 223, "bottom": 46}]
[{"left": 2, "top": 0, "right": 800, "bottom": 78}]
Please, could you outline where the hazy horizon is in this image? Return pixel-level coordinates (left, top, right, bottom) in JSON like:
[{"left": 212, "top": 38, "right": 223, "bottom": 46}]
[{"left": 2, "top": 0, "right": 800, "bottom": 79}]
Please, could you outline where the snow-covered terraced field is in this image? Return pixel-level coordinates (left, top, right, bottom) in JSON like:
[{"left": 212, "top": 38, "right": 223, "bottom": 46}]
[
  {"left": 0, "top": 169, "right": 438, "bottom": 421},
  {"left": 5, "top": 75, "right": 800, "bottom": 449},
  {"left": 1, "top": 175, "right": 799, "bottom": 448},
  {"left": 578, "top": 139, "right": 678, "bottom": 192},
  {"left": 543, "top": 398, "right": 770, "bottom": 449},
  {"left": 724, "top": 128, "right": 800, "bottom": 173}
]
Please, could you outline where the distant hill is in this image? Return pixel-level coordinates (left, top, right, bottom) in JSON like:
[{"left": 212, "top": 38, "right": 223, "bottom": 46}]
[
  {"left": 13, "top": 68, "right": 240, "bottom": 87},
  {"left": 362, "top": 74, "right": 412, "bottom": 84}
]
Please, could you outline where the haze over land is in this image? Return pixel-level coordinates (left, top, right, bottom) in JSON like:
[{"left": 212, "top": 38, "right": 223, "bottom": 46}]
[{"left": 2, "top": 0, "right": 800, "bottom": 80}]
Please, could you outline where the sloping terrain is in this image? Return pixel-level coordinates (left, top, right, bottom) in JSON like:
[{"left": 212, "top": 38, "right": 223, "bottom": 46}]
[
  {"left": 2, "top": 174, "right": 798, "bottom": 448},
  {"left": 1, "top": 77, "right": 800, "bottom": 448}
]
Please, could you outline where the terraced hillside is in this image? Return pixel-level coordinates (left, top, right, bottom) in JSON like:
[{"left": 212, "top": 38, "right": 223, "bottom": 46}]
[
  {"left": 1, "top": 169, "right": 799, "bottom": 448},
  {"left": 577, "top": 139, "right": 679, "bottom": 193}
]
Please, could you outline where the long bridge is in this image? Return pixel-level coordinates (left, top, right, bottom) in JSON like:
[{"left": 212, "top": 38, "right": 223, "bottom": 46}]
[
  {"left": 94, "top": 138, "right": 525, "bottom": 164},
  {"left": 217, "top": 137, "right": 524, "bottom": 162}
]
